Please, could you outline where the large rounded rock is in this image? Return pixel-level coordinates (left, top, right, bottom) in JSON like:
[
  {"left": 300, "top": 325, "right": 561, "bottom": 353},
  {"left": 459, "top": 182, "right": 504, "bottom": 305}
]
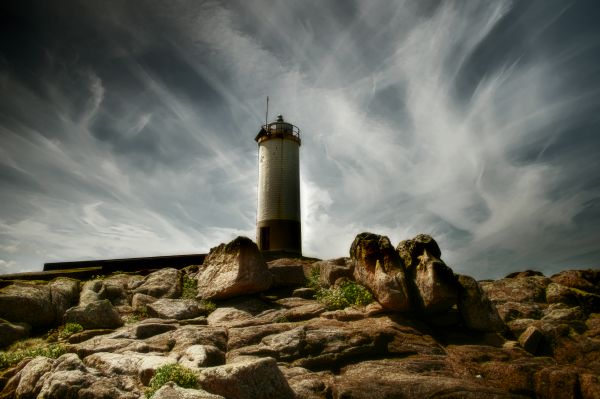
[
  {"left": 350, "top": 233, "right": 412, "bottom": 312},
  {"left": 49, "top": 278, "right": 80, "bottom": 320},
  {"left": 546, "top": 282, "right": 600, "bottom": 313},
  {"left": 312, "top": 258, "right": 354, "bottom": 288},
  {"left": 267, "top": 258, "right": 314, "bottom": 288},
  {"left": 63, "top": 299, "right": 123, "bottom": 329},
  {"left": 0, "top": 318, "right": 30, "bottom": 348},
  {"left": 550, "top": 269, "right": 600, "bottom": 295},
  {"left": 196, "top": 237, "right": 272, "bottom": 300},
  {"left": 412, "top": 250, "right": 458, "bottom": 314},
  {"left": 146, "top": 298, "right": 207, "bottom": 320},
  {"left": 98, "top": 274, "right": 141, "bottom": 306},
  {"left": 177, "top": 344, "right": 226, "bottom": 369},
  {"left": 197, "top": 357, "right": 295, "bottom": 399},
  {"left": 519, "top": 325, "right": 544, "bottom": 354},
  {"left": 334, "top": 358, "right": 526, "bottom": 398},
  {"left": 13, "top": 356, "right": 55, "bottom": 398},
  {"left": 457, "top": 275, "right": 505, "bottom": 332},
  {"left": 480, "top": 275, "right": 551, "bottom": 304},
  {"left": 84, "top": 352, "right": 177, "bottom": 385},
  {"left": 79, "top": 280, "right": 104, "bottom": 306},
  {"left": 0, "top": 282, "right": 55, "bottom": 327},
  {"left": 134, "top": 268, "right": 182, "bottom": 299},
  {"left": 152, "top": 382, "right": 225, "bottom": 399},
  {"left": 10, "top": 353, "right": 141, "bottom": 399}
]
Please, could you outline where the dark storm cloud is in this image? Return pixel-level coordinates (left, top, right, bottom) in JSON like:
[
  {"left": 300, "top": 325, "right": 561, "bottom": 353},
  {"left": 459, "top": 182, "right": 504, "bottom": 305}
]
[{"left": 0, "top": 0, "right": 599, "bottom": 278}]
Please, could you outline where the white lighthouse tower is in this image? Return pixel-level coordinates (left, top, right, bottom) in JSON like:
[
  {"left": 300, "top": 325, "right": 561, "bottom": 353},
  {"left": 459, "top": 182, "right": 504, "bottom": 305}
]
[{"left": 255, "top": 115, "right": 302, "bottom": 255}]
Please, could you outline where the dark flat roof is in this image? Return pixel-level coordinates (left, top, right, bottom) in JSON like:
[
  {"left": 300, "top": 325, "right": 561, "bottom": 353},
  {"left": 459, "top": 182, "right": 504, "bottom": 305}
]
[{"left": 43, "top": 253, "right": 206, "bottom": 273}]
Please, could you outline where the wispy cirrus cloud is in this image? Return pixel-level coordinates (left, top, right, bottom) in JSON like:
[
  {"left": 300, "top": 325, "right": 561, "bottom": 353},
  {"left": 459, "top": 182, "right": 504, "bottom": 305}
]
[{"left": 0, "top": 0, "right": 598, "bottom": 278}]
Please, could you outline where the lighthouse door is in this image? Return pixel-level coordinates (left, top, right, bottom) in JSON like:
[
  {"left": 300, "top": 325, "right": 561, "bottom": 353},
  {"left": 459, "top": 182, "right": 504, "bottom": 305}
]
[{"left": 260, "top": 227, "right": 270, "bottom": 250}]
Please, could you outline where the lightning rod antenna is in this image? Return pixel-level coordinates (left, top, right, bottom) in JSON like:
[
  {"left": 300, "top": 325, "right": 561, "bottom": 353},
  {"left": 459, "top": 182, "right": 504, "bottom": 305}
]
[{"left": 265, "top": 96, "right": 269, "bottom": 128}]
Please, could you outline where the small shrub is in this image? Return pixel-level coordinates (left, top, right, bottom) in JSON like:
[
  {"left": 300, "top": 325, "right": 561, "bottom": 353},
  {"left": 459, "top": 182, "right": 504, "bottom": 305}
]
[
  {"left": 136, "top": 305, "right": 149, "bottom": 318},
  {"left": 316, "top": 280, "right": 374, "bottom": 310},
  {"left": 306, "top": 266, "right": 321, "bottom": 289},
  {"left": 0, "top": 343, "right": 67, "bottom": 370},
  {"left": 200, "top": 300, "right": 216, "bottom": 314},
  {"left": 274, "top": 315, "right": 290, "bottom": 323},
  {"left": 306, "top": 266, "right": 373, "bottom": 310},
  {"left": 146, "top": 363, "right": 198, "bottom": 398},
  {"left": 59, "top": 322, "right": 83, "bottom": 339},
  {"left": 181, "top": 275, "right": 198, "bottom": 299}
]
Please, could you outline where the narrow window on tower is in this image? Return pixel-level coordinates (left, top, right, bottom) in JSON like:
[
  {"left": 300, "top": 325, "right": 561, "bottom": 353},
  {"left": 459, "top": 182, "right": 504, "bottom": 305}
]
[{"left": 260, "top": 227, "right": 270, "bottom": 251}]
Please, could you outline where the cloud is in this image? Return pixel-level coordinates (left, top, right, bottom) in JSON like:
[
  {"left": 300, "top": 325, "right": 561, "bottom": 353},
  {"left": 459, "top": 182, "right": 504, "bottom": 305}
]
[{"left": 0, "top": 0, "right": 599, "bottom": 278}]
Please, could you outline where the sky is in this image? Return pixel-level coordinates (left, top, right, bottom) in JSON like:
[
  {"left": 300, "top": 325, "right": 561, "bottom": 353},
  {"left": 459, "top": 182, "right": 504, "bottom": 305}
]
[{"left": 1, "top": 0, "right": 599, "bottom": 279}]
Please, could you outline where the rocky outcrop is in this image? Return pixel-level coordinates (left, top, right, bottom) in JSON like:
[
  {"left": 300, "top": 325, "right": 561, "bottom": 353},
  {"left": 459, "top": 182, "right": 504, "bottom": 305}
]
[
  {"left": 519, "top": 325, "right": 543, "bottom": 354},
  {"left": 152, "top": 382, "right": 225, "bottom": 399},
  {"left": 546, "top": 282, "right": 600, "bottom": 313},
  {"left": 146, "top": 298, "right": 209, "bottom": 320},
  {"left": 267, "top": 258, "right": 313, "bottom": 287},
  {"left": 457, "top": 274, "right": 505, "bottom": 332},
  {"left": 134, "top": 268, "right": 182, "bottom": 299},
  {"left": 550, "top": 269, "right": 600, "bottom": 295},
  {"left": 0, "top": 278, "right": 79, "bottom": 331},
  {"left": 79, "top": 274, "right": 143, "bottom": 307},
  {"left": 197, "top": 357, "right": 295, "bottom": 399},
  {"left": 333, "top": 357, "right": 528, "bottom": 398},
  {"left": 350, "top": 233, "right": 412, "bottom": 311},
  {"left": 311, "top": 258, "right": 354, "bottom": 287},
  {"left": 196, "top": 237, "right": 272, "bottom": 300},
  {"left": 0, "top": 235, "right": 598, "bottom": 399},
  {"left": 6, "top": 353, "right": 141, "bottom": 399},
  {"left": 0, "top": 319, "right": 30, "bottom": 348},
  {"left": 63, "top": 299, "right": 123, "bottom": 329},
  {"left": 177, "top": 345, "right": 226, "bottom": 369},
  {"left": 411, "top": 249, "right": 458, "bottom": 314},
  {"left": 351, "top": 233, "right": 460, "bottom": 314},
  {"left": 397, "top": 233, "right": 442, "bottom": 269}
]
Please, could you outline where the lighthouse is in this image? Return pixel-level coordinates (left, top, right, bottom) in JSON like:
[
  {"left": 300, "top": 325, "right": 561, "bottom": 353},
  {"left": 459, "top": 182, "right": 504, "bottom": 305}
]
[{"left": 255, "top": 115, "right": 302, "bottom": 255}]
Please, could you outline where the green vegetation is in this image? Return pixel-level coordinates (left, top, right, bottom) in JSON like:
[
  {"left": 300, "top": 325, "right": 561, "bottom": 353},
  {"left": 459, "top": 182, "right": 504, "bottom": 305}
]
[
  {"left": 181, "top": 275, "right": 198, "bottom": 299},
  {"left": 308, "top": 267, "right": 374, "bottom": 310},
  {"left": 200, "top": 300, "right": 216, "bottom": 314},
  {"left": 136, "top": 305, "right": 149, "bottom": 318},
  {"left": 59, "top": 322, "right": 83, "bottom": 339},
  {"left": 125, "top": 305, "right": 149, "bottom": 324},
  {"left": 306, "top": 266, "right": 321, "bottom": 290},
  {"left": 146, "top": 363, "right": 198, "bottom": 398},
  {"left": 0, "top": 340, "right": 67, "bottom": 370},
  {"left": 181, "top": 275, "right": 216, "bottom": 314},
  {"left": 316, "top": 280, "right": 374, "bottom": 310},
  {"left": 274, "top": 315, "right": 290, "bottom": 323}
]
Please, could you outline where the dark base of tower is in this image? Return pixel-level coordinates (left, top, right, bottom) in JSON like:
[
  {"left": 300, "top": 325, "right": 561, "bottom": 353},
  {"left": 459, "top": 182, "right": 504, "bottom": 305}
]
[
  {"left": 256, "top": 219, "right": 301, "bottom": 255},
  {"left": 260, "top": 250, "right": 305, "bottom": 262}
]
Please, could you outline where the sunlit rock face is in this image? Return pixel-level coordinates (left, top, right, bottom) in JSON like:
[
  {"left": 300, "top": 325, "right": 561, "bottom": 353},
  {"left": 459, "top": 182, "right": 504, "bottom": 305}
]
[
  {"left": 350, "top": 233, "right": 459, "bottom": 314},
  {"left": 350, "top": 232, "right": 412, "bottom": 312},
  {"left": 399, "top": 234, "right": 459, "bottom": 315},
  {"left": 195, "top": 236, "right": 272, "bottom": 300}
]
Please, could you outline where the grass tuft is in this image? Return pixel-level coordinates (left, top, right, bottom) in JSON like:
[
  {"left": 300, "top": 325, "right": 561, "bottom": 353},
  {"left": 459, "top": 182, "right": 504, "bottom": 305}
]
[
  {"left": 308, "top": 267, "right": 374, "bottom": 310},
  {"left": 200, "top": 300, "right": 216, "bottom": 314},
  {"left": 146, "top": 363, "right": 198, "bottom": 398},
  {"left": 0, "top": 341, "right": 67, "bottom": 370},
  {"left": 59, "top": 322, "right": 83, "bottom": 339},
  {"left": 181, "top": 275, "right": 198, "bottom": 299}
]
